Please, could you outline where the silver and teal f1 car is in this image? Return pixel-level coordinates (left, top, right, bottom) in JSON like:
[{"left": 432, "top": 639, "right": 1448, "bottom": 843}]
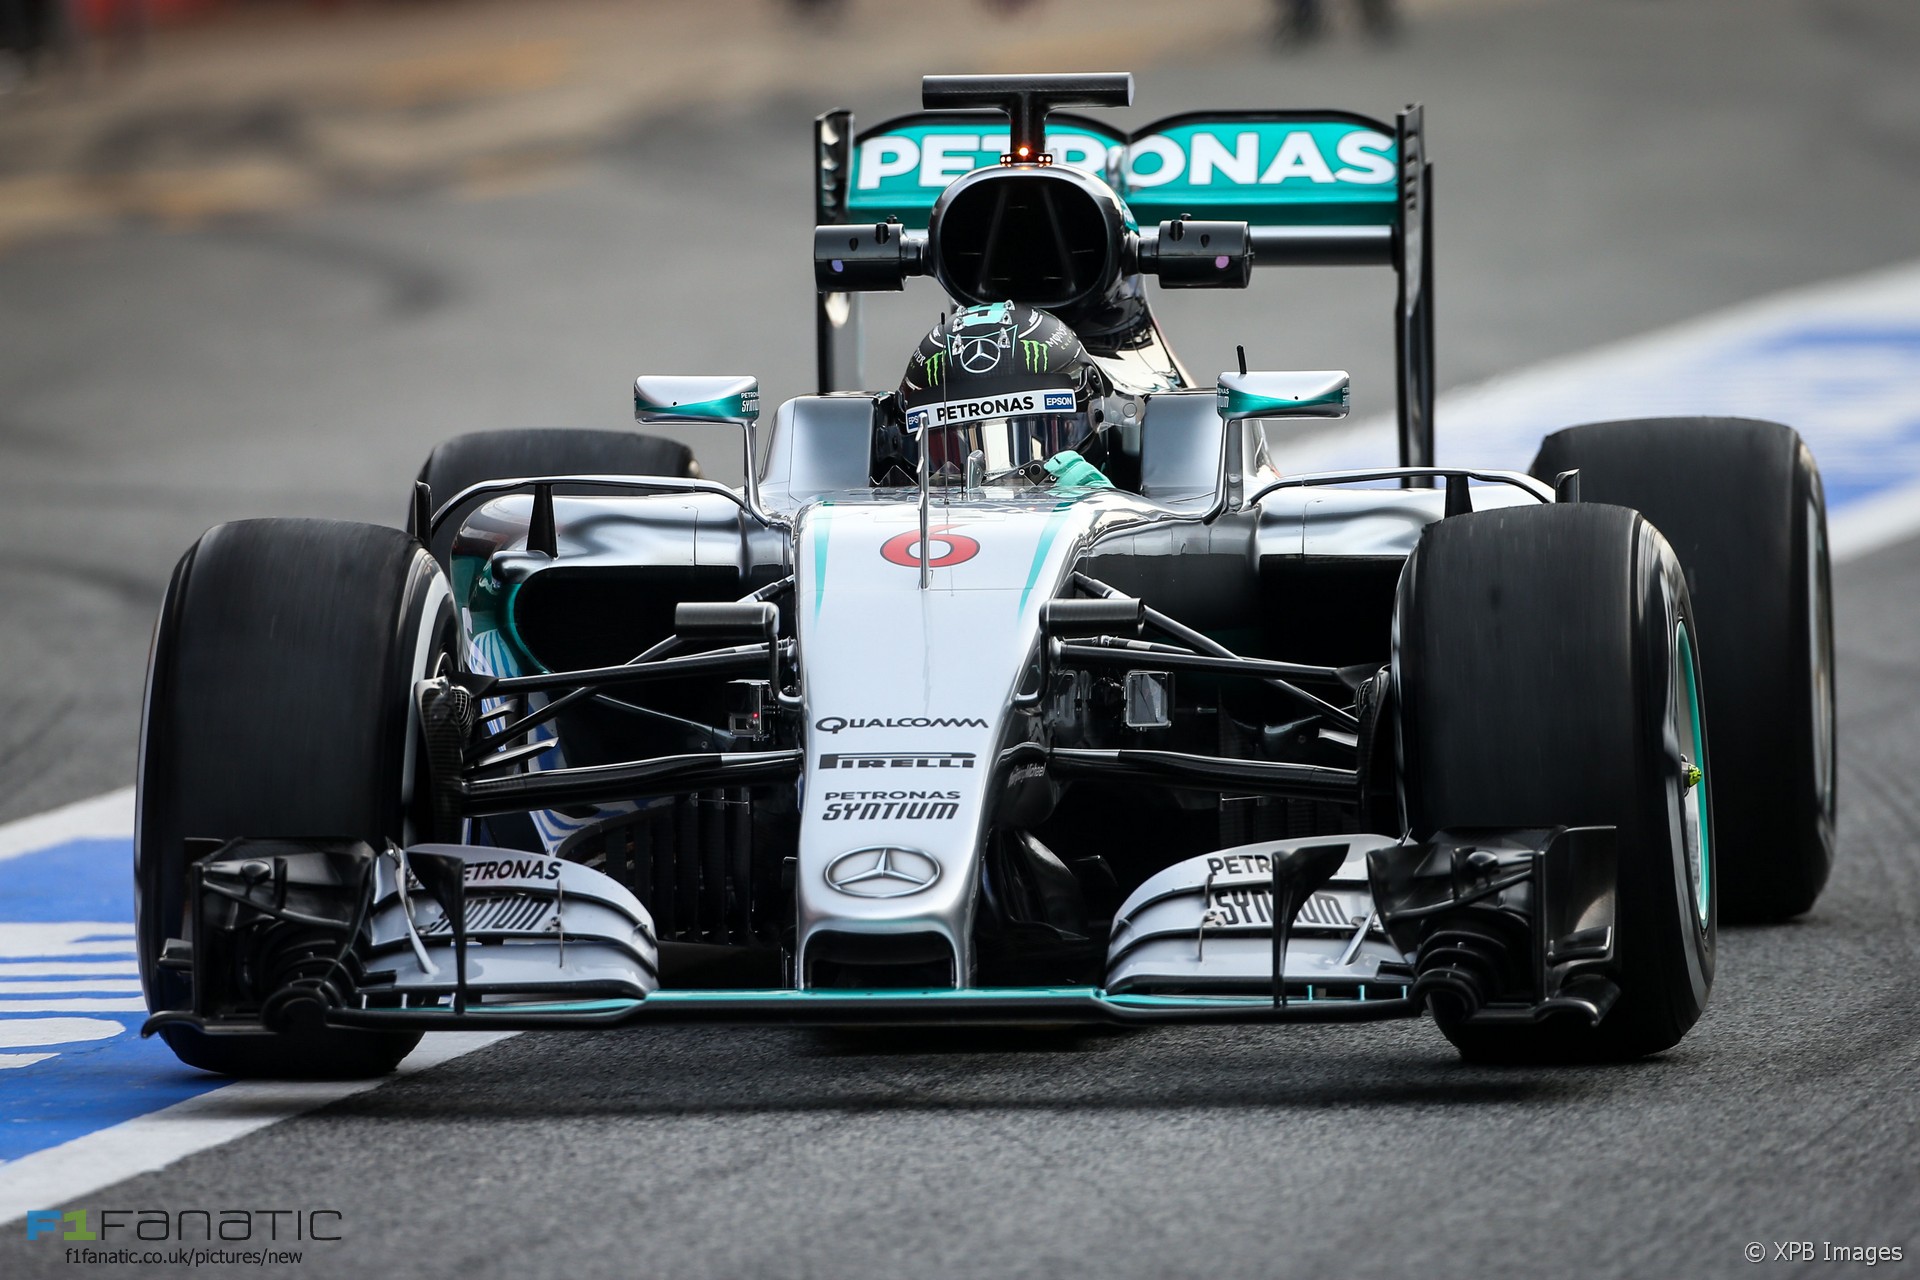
[{"left": 135, "top": 73, "right": 1835, "bottom": 1077}]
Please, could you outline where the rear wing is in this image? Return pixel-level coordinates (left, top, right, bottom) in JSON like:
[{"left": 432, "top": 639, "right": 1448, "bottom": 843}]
[{"left": 813, "top": 105, "right": 1435, "bottom": 470}]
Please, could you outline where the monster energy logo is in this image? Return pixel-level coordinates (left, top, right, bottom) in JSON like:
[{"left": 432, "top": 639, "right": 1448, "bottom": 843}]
[
  {"left": 924, "top": 351, "right": 946, "bottom": 384},
  {"left": 1021, "top": 340, "right": 1047, "bottom": 372}
]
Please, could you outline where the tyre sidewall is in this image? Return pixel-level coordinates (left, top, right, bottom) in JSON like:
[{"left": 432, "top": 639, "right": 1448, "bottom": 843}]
[{"left": 1792, "top": 440, "right": 1838, "bottom": 904}]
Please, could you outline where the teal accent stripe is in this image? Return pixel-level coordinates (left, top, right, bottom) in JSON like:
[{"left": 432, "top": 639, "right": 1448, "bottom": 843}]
[
  {"left": 380, "top": 998, "right": 644, "bottom": 1018},
  {"left": 1221, "top": 383, "right": 1348, "bottom": 417},
  {"left": 634, "top": 391, "right": 759, "bottom": 421},
  {"left": 1679, "top": 621, "right": 1711, "bottom": 927},
  {"left": 501, "top": 581, "right": 549, "bottom": 674},
  {"left": 643, "top": 986, "right": 1098, "bottom": 1004},
  {"left": 1017, "top": 504, "right": 1074, "bottom": 612},
  {"left": 332, "top": 985, "right": 1420, "bottom": 1021},
  {"left": 810, "top": 501, "right": 832, "bottom": 623}
]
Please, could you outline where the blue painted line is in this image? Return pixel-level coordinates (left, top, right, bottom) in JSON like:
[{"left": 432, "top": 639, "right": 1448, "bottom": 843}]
[
  {"left": 0, "top": 838, "right": 226, "bottom": 1165},
  {"left": 1750, "top": 325, "right": 1920, "bottom": 352},
  {"left": 1266, "top": 260, "right": 1920, "bottom": 555}
]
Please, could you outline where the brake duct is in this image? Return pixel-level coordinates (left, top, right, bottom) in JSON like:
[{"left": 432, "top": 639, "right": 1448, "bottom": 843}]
[{"left": 1366, "top": 826, "right": 1622, "bottom": 1026}]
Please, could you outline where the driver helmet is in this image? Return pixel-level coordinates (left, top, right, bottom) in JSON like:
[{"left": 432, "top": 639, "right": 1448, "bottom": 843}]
[{"left": 891, "top": 301, "right": 1108, "bottom": 485}]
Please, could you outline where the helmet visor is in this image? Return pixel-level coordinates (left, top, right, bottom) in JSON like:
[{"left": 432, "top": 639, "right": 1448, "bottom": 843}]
[{"left": 921, "top": 413, "right": 1090, "bottom": 480}]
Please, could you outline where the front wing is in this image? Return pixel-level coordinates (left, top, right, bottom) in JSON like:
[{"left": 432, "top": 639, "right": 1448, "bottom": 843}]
[{"left": 143, "top": 829, "right": 1619, "bottom": 1038}]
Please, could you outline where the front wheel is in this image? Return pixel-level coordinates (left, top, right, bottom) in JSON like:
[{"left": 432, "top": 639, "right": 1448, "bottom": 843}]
[
  {"left": 1395, "top": 503, "right": 1715, "bottom": 1061},
  {"left": 137, "top": 519, "right": 451, "bottom": 1077}
]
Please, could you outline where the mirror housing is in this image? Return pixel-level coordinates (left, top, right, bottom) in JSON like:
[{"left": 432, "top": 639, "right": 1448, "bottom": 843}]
[
  {"left": 634, "top": 375, "right": 760, "bottom": 425},
  {"left": 634, "top": 375, "right": 764, "bottom": 516},
  {"left": 1216, "top": 370, "right": 1350, "bottom": 422}
]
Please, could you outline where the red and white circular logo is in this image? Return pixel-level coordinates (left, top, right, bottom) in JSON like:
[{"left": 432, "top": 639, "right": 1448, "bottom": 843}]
[{"left": 880, "top": 524, "right": 980, "bottom": 569}]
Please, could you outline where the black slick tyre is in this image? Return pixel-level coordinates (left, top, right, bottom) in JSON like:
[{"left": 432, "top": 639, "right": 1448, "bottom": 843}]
[
  {"left": 1395, "top": 503, "right": 1715, "bottom": 1062},
  {"left": 137, "top": 519, "right": 452, "bottom": 1077},
  {"left": 409, "top": 428, "right": 697, "bottom": 571},
  {"left": 1530, "top": 418, "right": 1833, "bottom": 922}
]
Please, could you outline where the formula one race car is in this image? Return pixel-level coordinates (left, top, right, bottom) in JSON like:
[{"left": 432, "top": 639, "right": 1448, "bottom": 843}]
[{"left": 135, "top": 73, "right": 1836, "bottom": 1077}]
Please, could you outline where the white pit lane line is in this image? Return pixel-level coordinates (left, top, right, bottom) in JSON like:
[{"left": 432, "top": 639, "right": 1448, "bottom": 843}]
[
  {"left": 0, "top": 789, "right": 513, "bottom": 1224},
  {"left": 1, "top": 258, "right": 1917, "bottom": 1222},
  {"left": 0, "top": 1034, "right": 513, "bottom": 1223},
  {"left": 1269, "top": 256, "right": 1920, "bottom": 561}
]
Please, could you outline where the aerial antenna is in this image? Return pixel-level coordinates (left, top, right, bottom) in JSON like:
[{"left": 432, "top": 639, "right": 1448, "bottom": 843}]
[
  {"left": 920, "top": 319, "right": 954, "bottom": 590},
  {"left": 1237, "top": 344, "right": 1249, "bottom": 376},
  {"left": 918, "top": 406, "right": 933, "bottom": 589}
]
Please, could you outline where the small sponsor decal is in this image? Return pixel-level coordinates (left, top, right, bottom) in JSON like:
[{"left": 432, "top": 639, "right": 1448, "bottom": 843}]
[
  {"left": 820, "top": 751, "right": 977, "bottom": 770},
  {"left": 420, "top": 892, "right": 557, "bottom": 936},
  {"left": 820, "top": 790, "right": 962, "bottom": 822},
  {"left": 814, "top": 715, "right": 989, "bottom": 734},
  {"left": 879, "top": 523, "right": 980, "bottom": 568},
  {"left": 1042, "top": 390, "right": 1075, "bottom": 411},
  {"left": 913, "top": 388, "right": 1070, "bottom": 428},
  {"left": 1202, "top": 887, "right": 1353, "bottom": 929},
  {"left": 462, "top": 857, "right": 562, "bottom": 883},
  {"left": 1205, "top": 853, "right": 1278, "bottom": 876}
]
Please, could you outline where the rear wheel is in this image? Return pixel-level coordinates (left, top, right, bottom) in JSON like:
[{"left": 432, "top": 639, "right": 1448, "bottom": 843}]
[
  {"left": 410, "top": 428, "right": 697, "bottom": 571},
  {"left": 138, "top": 519, "right": 451, "bottom": 1077},
  {"left": 1531, "top": 418, "right": 1833, "bottom": 922},
  {"left": 1395, "top": 503, "right": 1715, "bottom": 1061}
]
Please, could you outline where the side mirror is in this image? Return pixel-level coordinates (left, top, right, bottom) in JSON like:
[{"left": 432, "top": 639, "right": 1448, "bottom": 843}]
[
  {"left": 634, "top": 375, "right": 760, "bottom": 425},
  {"left": 634, "top": 375, "right": 763, "bottom": 513},
  {"left": 1216, "top": 370, "right": 1350, "bottom": 421}
]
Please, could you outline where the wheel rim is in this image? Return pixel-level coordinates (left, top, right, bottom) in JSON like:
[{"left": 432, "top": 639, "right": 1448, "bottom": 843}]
[{"left": 1676, "top": 621, "right": 1711, "bottom": 929}]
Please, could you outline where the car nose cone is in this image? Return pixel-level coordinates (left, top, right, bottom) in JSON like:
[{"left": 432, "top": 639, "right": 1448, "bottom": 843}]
[{"left": 824, "top": 847, "right": 943, "bottom": 898}]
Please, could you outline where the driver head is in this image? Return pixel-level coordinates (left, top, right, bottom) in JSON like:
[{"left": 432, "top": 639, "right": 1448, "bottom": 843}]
[{"left": 885, "top": 301, "right": 1109, "bottom": 485}]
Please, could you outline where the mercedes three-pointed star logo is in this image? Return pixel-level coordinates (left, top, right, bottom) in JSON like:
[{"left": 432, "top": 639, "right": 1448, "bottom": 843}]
[
  {"left": 823, "top": 847, "right": 942, "bottom": 898},
  {"left": 956, "top": 330, "right": 1010, "bottom": 374}
]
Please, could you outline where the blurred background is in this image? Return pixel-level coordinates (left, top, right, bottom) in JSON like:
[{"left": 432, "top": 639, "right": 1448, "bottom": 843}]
[
  {"left": 6, "top": 9, "right": 1920, "bottom": 1277},
  {"left": 1, "top": 0, "right": 1917, "bottom": 818}
]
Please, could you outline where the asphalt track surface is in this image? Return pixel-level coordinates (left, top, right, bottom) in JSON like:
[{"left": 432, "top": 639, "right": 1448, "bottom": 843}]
[{"left": 3, "top": 0, "right": 1920, "bottom": 1276}]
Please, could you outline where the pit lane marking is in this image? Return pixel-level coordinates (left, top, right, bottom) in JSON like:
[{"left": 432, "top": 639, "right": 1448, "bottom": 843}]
[{"left": 1268, "top": 256, "right": 1920, "bottom": 561}]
